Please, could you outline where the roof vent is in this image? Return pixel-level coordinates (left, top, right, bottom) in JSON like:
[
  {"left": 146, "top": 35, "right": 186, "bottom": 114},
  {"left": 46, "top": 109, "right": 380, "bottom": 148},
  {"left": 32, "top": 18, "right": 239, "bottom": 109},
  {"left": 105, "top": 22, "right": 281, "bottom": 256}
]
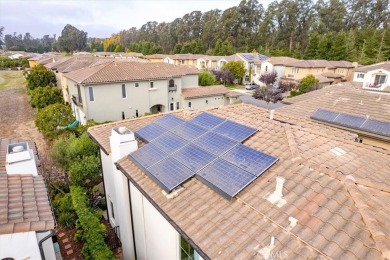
[
  {"left": 6, "top": 142, "right": 38, "bottom": 176},
  {"left": 269, "top": 109, "right": 275, "bottom": 120},
  {"left": 255, "top": 236, "right": 276, "bottom": 259},
  {"left": 266, "top": 176, "right": 287, "bottom": 208},
  {"left": 330, "top": 147, "right": 346, "bottom": 156}
]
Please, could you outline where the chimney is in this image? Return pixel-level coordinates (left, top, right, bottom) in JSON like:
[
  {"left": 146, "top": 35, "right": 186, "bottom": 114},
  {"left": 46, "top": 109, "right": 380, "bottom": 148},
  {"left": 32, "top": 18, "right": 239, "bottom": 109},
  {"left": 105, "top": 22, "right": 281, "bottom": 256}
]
[
  {"left": 269, "top": 109, "right": 275, "bottom": 120},
  {"left": 109, "top": 126, "right": 138, "bottom": 162},
  {"left": 266, "top": 176, "right": 286, "bottom": 208},
  {"left": 6, "top": 142, "right": 38, "bottom": 176}
]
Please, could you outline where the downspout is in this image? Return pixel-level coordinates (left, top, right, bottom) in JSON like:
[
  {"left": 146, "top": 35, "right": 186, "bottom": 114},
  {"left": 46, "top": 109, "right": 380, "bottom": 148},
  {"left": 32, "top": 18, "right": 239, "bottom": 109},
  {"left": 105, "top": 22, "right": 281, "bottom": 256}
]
[
  {"left": 37, "top": 229, "right": 56, "bottom": 260},
  {"left": 98, "top": 149, "right": 110, "bottom": 224},
  {"left": 127, "top": 180, "right": 137, "bottom": 259}
]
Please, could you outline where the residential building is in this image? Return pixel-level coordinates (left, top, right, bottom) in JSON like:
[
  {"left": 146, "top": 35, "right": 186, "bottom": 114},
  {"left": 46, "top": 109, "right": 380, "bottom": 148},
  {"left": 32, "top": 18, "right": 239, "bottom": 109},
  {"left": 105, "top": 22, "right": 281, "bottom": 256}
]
[
  {"left": 280, "top": 82, "right": 390, "bottom": 150},
  {"left": 0, "top": 138, "right": 57, "bottom": 260},
  {"left": 64, "top": 61, "right": 201, "bottom": 124},
  {"left": 88, "top": 102, "right": 390, "bottom": 260},
  {"left": 353, "top": 61, "right": 390, "bottom": 92},
  {"left": 282, "top": 60, "right": 355, "bottom": 87},
  {"left": 236, "top": 52, "right": 269, "bottom": 83},
  {"left": 259, "top": 56, "right": 300, "bottom": 82}
]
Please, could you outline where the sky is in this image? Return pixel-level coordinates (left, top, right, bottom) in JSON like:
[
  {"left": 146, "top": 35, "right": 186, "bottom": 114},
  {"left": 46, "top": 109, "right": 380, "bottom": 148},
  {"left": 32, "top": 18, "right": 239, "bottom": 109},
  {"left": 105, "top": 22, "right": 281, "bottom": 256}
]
[{"left": 0, "top": 0, "right": 255, "bottom": 39}]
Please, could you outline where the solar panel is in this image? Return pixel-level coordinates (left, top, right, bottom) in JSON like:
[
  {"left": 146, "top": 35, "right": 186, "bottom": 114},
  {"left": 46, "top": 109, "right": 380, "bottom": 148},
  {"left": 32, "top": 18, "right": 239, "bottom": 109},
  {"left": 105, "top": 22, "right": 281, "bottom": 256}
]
[
  {"left": 152, "top": 132, "right": 188, "bottom": 154},
  {"left": 172, "top": 144, "right": 217, "bottom": 172},
  {"left": 169, "top": 122, "right": 207, "bottom": 141},
  {"left": 146, "top": 157, "right": 195, "bottom": 193},
  {"left": 135, "top": 123, "right": 166, "bottom": 142},
  {"left": 128, "top": 144, "right": 167, "bottom": 169},
  {"left": 222, "top": 144, "right": 278, "bottom": 177},
  {"left": 311, "top": 109, "right": 340, "bottom": 122},
  {"left": 196, "top": 159, "right": 256, "bottom": 200},
  {"left": 361, "top": 119, "right": 390, "bottom": 136},
  {"left": 333, "top": 114, "right": 367, "bottom": 128},
  {"left": 188, "top": 112, "right": 226, "bottom": 130},
  {"left": 242, "top": 54, "right": 254, "bottom": 60},
  {"left": 154, "top": 114, "right": 185, "bottom": 129},
  {"left": 212, "top": 120, "right": 257, "bottom": 142},
  {"left": 193, "top": 132, "right": 238, "bottom": 156}
]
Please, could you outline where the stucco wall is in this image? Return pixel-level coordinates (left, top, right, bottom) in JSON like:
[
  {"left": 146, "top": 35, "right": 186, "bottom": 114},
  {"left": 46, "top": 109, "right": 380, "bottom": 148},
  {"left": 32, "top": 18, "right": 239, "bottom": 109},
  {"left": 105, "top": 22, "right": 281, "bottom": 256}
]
[
  {"left": 181, "top": 74, "right": 199, "bottom": 88},
  {"left": 181, "top": 95, "right": 228, "bottom": 110}
]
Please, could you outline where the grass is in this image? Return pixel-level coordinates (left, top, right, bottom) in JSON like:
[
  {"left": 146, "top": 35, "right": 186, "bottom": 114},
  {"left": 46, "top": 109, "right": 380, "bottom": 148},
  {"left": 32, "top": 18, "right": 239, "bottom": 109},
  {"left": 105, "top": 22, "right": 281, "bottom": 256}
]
[{"left": 0, "top": 71, "right": 26, "bottom": 91}]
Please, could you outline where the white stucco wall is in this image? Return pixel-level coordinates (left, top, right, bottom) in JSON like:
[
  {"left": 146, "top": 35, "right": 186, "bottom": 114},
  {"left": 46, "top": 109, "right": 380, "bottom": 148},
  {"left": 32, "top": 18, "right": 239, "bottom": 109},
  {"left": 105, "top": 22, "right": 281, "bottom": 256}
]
[
  {"left": 353, "top": 68, "right": 390, "bottom": 89},
  {"left": 181, "top": 95, "right": 228, "bottom": 110},
  {"left": 0, "top": 232, "right": 41, "bottom": 259},
  {"left": 129, "top": 181, "right": 180, "bottom": 260},
  {"left": 353, "top": 72, "right": 366, "bottom": 82},
  {"left": 181, "top": 74, "right": 199, "bottom": 88}
]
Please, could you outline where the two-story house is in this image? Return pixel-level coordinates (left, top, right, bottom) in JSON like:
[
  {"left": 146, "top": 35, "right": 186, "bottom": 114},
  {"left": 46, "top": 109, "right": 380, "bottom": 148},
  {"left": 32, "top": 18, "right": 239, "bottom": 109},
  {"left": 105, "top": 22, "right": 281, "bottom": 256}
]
[
  {"left": 353, "top": 61, "right": 390, "bottom": 92},
  {"left": 64, "top": 61, "right": 201, "bottom": 124},
  {"left": 259, "top": 57, "right": 299, "bottom": 82}
]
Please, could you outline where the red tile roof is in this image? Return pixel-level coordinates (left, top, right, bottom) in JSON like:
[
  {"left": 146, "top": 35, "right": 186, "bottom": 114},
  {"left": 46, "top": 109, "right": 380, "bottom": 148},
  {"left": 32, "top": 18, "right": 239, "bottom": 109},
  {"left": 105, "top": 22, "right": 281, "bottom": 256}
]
[
  {"left": 181, "top": 85, "right": 229, "bottom": 99},
  {"left": 88, "top": 103, "right": 390, "bottom": 259}
]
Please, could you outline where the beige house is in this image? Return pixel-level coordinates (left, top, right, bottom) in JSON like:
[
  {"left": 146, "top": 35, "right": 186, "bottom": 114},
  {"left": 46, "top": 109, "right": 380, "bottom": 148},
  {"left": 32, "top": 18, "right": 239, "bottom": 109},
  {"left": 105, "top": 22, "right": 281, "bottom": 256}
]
[{"left": 353, "top": 61, "right": 390, "bottom": 92}]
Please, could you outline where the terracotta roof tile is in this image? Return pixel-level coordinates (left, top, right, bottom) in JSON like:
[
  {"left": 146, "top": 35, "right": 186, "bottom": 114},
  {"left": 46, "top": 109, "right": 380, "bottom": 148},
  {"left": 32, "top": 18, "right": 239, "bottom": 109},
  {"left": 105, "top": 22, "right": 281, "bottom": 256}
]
[
  {"left": 181, "top": 85, "right": 229, "bottom": 99},
  {"left": 354, "top": 61, "right": 390, "bottom": 73},
  {"left": 89, "top": 103, "right": 389, "bottom": 259}
]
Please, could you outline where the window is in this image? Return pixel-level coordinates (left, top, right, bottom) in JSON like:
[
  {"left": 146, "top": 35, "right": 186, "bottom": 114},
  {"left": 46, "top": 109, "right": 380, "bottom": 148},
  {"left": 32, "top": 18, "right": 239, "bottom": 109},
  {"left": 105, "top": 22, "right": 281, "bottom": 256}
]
[
  {"left": 77, "top": 85, "right": 82, "bottom": 103},
  {"left": 135, "top": 82, "right": 139, "bottom": 87},
  {"left": 88, "top": 86, "right": 94, "bottom": 102},
  {"left": 181, "top": 236, "right": 194, "bottom": 260},
  {"left": 122, "top": 84, "right": 126, "bottom": 98},
  {"left": 181, "top": 60, "right": 185, "bottom": 65},
  {"left": 110, "top": 200, "right": 115, "bottom": 220},
  {"left": 122, "top": 112, "right": 125, "bottom": 120},
  {"left": 265, "top": 65, "right": 268, "bottom": 72},
  {"left": 292, "top": 67, "right": 299, "bottom": 74},
  {"left": 169, "top": 79, "right": 175, "bottom": 88},
  {"left": 374, "top": 75, "right": 387, "bottom": 84},
  {"left": 176, "top": 102, "right": 179, "bottom": 110},
  {"left": 150, "top": 82, "right": 154, "bottom": 88},
  {"left": 136, "top": 109, "right": 139, "bottom": 117},
  {"left": 357, "top": 73, "right": 365, "bottom": 79},
  {"left": 206, "top": 100, "right": 208, "bottom": 104},
  {"left": 188, "top": 102, "right": 191, "bottom": 108},
  {"left": 170, "top": 102, "right": 174, "bottom": 111}
]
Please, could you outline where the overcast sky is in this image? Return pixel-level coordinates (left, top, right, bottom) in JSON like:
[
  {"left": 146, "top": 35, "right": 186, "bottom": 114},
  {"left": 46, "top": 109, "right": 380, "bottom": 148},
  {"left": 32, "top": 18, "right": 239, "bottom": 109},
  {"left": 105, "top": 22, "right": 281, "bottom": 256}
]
[{"left": 0, "top": 0, "right": 261, "bottom": 39}]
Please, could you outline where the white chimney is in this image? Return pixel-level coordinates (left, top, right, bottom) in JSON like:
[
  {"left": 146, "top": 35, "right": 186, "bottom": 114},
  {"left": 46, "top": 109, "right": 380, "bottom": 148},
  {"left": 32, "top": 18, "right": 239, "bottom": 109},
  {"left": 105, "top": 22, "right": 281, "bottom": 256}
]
[
  {"left": 269, "top": 109, "right": 275, "bottom": 120},
  {"left": 6, "top": 142, "right": 38, "bottom": 176},
  {"left": 109, "top": 127, "right": 138, "bottom": 162},
  {"left": 274, "top": 176, "right": 285, "bottom": 197}
]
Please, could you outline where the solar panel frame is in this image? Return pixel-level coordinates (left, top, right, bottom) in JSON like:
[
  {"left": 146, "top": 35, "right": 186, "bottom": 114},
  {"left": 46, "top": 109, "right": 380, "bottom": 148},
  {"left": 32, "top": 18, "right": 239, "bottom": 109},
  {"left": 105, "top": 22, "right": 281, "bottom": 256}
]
[
  {"left": 128, "top": 143, "right": 168, "bottom": 169},
  {"left": 212, "top": 120, "right": 257, "bottom": 142},
  {"left": 188, "top": 112, "right": 226, "bottom": 130},
  {"left": 333, "top": 114, "right": 367, "bottom": 128},
  {"left": 134, "top": 123, "right": 166, "bottom": 143},
  {"left": 196, "top": 159, "right": 257, "bottom": 200},
  {"left": 193, "top": 132, "right": 239, "bottom": 156},
  {"left": 311, "top": 109, "right": 340, "bottom": 123},
  {"left": 172, "top": 143, "right": 217, "bottom": 172},
  {"left": 153, "top": 114, "right": 185, "bottom": 129},
  {"left": 152, "top": 132, "right": 188, "bottom": 154},
  {"left": 146, "top": 157, "right": 195, "bottom": 193},
  {"left": 360, "top": 119, "right": 390, "bottom": 137},
  {"left": 222, "top": 144, "right": 278, "bottom": 177},
  {"left": 169, "top": 122, "right": 207, "bottom": 141}
]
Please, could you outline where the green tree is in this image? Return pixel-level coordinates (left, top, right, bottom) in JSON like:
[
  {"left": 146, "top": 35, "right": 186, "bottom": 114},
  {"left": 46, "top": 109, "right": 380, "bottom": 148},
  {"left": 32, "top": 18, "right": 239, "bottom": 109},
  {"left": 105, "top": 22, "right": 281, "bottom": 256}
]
[
  {"left": 30, "top": 86, "right": 63, "bottom": 109},
  {"left": 222, "top": 61, "right": 245, "bottom": 81},
  {"left": 69, "top": 155, "right": 100, "bottom": 187},
  {"left": 198, "top": 71, "right": 216, "bottom": 86},
  {"left": 298, "top": 75, "right": 319, "bottom": 94},
  {"left": 304, "top": 32, "right": 320, "bottom": 59},
  {"left": 35, "top": 103, "right": 75, "bottom": 139},
  {"left": 114, "top": 44, "right": 122, "bottom": 52},
  {"left": 26, "top": 65, "right": 57, "bottom": 90},
  {"left": 57, "top": 24, "right": 87, "bottom": 53},
  {"left": 328, "top": 32, "right": 347, "bottom": 60}
]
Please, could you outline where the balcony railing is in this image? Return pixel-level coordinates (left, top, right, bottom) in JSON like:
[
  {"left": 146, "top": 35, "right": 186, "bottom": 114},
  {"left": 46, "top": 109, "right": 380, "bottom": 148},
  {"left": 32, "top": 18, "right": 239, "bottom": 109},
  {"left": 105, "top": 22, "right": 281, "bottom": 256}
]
[
  {"left": 168, "top": 84, "right": 177, "bottom": 91},
  {"left": 368, "top": 83, "right": 382, "bottom": 88},
  {"left": 72, "top": 95, "right": 83, "bottom": 107}
]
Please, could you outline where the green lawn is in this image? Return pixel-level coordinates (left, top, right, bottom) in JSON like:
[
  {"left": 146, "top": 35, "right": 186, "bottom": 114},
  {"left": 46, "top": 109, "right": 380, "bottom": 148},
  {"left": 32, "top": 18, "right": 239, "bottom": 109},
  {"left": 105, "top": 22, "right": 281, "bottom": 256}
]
[{"left": 0, "top": 71, "right": 26, "bottom": 91}]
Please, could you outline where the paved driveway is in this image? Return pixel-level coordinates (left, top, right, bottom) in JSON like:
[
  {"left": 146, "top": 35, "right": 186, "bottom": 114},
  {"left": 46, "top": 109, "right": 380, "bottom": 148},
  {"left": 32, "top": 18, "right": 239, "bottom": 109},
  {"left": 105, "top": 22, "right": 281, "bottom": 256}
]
[{"left": 233, "top": 90, "right": 285, "bottom": 110}]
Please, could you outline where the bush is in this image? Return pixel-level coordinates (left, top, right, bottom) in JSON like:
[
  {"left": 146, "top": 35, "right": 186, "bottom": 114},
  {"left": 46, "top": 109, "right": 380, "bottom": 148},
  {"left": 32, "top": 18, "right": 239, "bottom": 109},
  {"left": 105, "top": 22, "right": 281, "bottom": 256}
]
[
  {"left": 30, "top": 86, "right": 63, "bottom": 109},
  {"left": 35, "top": 103, "right": 75, "bottom": 139},
  {"left": 71, "top": 186, "right": 114, "bottom": 260},
  {"left": 26, "top": 64, "right": 57, "bottom": 90},
  {"left": 53, "top": 194, "right": 77, "bottom": 229},
  {"left": 198, "top": 71, "right": 216, "bottom": 86},
  {"left": 69, "top": 155, "right": 101, "bottom": 186}
]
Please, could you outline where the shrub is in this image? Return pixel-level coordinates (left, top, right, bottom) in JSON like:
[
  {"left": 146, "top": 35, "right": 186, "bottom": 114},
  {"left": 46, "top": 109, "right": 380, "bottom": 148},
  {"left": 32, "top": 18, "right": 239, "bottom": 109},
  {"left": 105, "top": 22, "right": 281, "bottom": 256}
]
[
  {"left": 198, "top": 71, "right": 216, "bottom": 86},
  {"left": 30, "top": 86, "right": 63, "bottom": 109},
  {"left": 53, "top": 194, "right": 77, "bottom": 229},
  {"left": 69, "top": 155, "right": 101, "bottom": 187},
  {"left": 26, "top": 64, "right": 57, "bottom": 90}
]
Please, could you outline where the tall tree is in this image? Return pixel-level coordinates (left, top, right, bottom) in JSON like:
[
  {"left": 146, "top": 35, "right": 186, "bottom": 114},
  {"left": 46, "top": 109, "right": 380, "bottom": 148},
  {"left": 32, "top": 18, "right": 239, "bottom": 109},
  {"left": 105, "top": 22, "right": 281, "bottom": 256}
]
[{"left": 57, "top": 24, "right": 87, "bottom": 53}]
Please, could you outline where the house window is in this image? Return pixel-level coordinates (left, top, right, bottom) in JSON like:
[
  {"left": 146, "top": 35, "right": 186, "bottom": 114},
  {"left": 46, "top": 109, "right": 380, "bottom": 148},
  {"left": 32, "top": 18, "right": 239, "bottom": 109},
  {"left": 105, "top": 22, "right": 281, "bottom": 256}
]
[
  {"left": 77, "top": 85, "right": 82, "bottom": 103},
  {"left": 180, "top": 236, "right": 194, "bottom": 260},
  {"left": 181, "top": 60, "right": 185, "bottom": 65},
  {"left": 188, "top": 102, "right": 191, "bottom": 108},
  {"left": 88, "top": 86, "right": 94, "bottom": 102},
  {"left": 374, "top": 75, "right": 387, "bottom": 84},
  {"left": 170, "top": 102, "right": 174, "bottom": 111},
  {"left": 135, "top": 82, "right": 139, "bottom": 87},
  {"left": 150, "top": 82, "right": 154, "bottom": 88},
  {"left": 176, "top": 102, "right": 179, "bottom": 109},
  {"left": 136, "top": 109, "right": 139, "bottom": 117},
  {"left": 122, "top": 84, "right": 126, "bottom": 98},
  {"left": 292, "top": 67, "right": 299, "bottom": 74},
  {"left": 357, "top": 73, "right": 365, "bottom": 79},
  {"left": 122, "top": 112, "right": 125, "bottom": 120},
  {"left": 110, "top": 200, "right": 115, "bottom": 220},
  {"left": 265, "top": 65, "right": 268, "bottom": 72},
  {"left": 169, "top": 79, "right": 175, "bottom": 88}
]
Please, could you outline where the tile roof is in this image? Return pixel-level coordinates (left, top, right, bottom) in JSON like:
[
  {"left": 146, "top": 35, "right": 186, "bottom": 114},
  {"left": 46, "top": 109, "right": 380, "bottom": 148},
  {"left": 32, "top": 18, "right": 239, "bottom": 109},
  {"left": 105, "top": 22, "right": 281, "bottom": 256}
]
[
  {"left": 286, "top": 60, "right": 335, "bottom": 68},
  {"left": 181, "top": 85, "right": 229, "bottom": 99},
  {"left": 88, "top": 103, "right": 390, "bottom": 259},
  {"left": 321, "top": 72, "right": 343, "bottom": 78},
  {"left": 315, "top": 74, "right": 333, "bottom": 83},
  {"left": 328, "top": 61, "right": 355, "bottom": 68},
  {"left": 354, "top": 61, "right": 390, "bottom": 73},
  {"left": 267, "top": 57, "right": 300, "bottom": 66},
  {"left": 65, "top": 61, "right": 200, "bottom": 84}
]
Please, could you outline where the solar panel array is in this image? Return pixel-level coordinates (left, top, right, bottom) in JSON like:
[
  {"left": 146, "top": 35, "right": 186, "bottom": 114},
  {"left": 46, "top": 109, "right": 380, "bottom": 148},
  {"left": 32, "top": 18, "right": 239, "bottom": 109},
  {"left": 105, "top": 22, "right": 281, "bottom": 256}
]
[
  {"left": 311, "top": 108, "right": 390, "bottom": 137},
  {"left": 129, "top": 112, "right": 278, "bottom": 199}
]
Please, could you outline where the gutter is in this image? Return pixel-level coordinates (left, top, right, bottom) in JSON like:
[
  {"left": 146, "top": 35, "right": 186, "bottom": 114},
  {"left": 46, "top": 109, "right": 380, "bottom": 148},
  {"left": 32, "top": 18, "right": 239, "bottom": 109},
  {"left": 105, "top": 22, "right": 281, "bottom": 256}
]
[{"left": 37, "top": 229, "right": 56, "bottom": 260}]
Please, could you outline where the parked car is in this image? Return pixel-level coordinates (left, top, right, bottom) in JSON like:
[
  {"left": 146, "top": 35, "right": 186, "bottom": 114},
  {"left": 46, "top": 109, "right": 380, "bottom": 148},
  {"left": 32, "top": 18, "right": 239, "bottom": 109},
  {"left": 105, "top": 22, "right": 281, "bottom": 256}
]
[{"left": 244, "top": 82, "right": 259, "bottom": 90}]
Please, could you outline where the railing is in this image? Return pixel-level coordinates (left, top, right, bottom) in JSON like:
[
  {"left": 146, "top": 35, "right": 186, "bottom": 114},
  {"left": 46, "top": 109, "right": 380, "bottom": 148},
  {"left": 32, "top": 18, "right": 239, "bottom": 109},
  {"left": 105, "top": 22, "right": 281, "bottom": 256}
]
[
  {"left": 368, "top": 83, "right": 382, "bottom": 88},
  {"left": 72, "top": 95, "right": 83, "bottom": 107},
  {"left": 105, "top": 226, "right": 121, "bottom": 250},
  {"left": 169, "top": 84, "right": 177, "bottom": 91}
]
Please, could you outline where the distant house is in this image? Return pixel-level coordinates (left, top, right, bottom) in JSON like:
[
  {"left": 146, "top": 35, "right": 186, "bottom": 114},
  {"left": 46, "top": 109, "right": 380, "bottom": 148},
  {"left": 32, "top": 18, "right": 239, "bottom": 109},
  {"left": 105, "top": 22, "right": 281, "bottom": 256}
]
[
  {"left": 259, "top": 56, "right": 300, "bottom": 82},
  {"left": 236, "top": 52, "right": 269, "bottom": 82},
  {"left": 353, "top": 61, "right": 390, "bottom": 92},
  {"left": 0, "top": 138, "right": 56, "bottom": 260}
]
